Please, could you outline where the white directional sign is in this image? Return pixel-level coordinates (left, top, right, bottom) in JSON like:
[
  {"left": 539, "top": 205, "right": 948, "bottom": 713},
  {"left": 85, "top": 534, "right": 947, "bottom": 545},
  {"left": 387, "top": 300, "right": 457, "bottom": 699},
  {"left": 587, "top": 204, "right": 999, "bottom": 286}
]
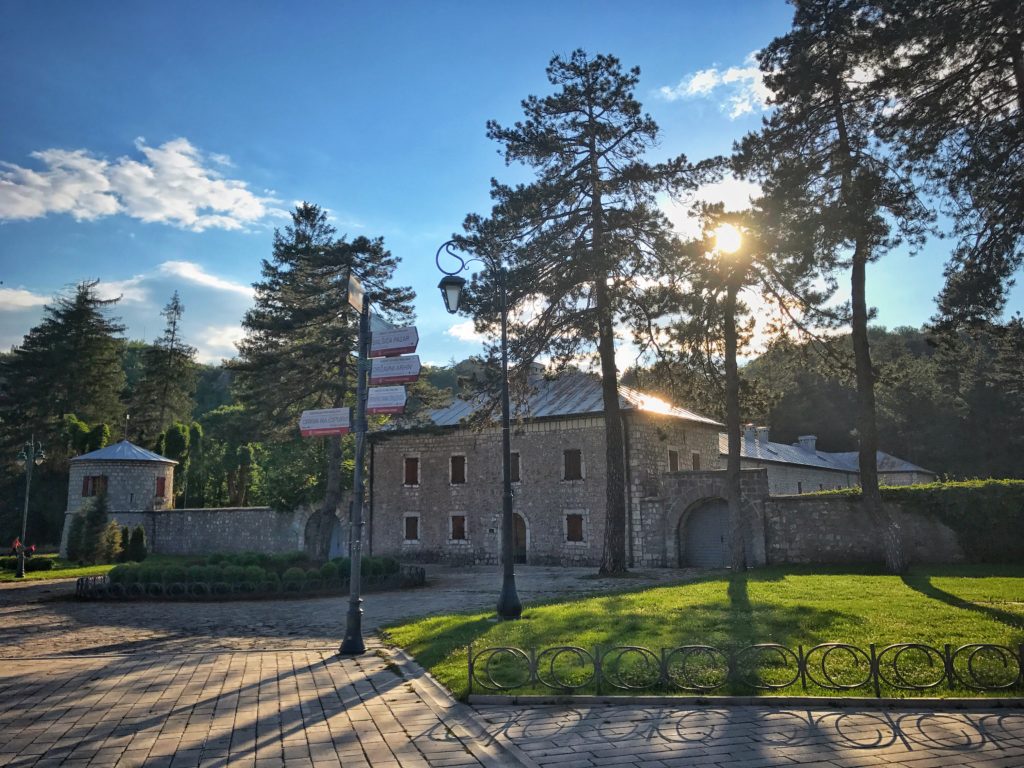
[
  {"left": 366, "top": 385, "right": 408, "bottom": 414},
  {"left": 369, "top": 355, "right": 421, "bottom": 385},
  {"left": 346, "top": 272, "right": 364, "bottom": 312},
  {"left": 299, "top": 407, "right": 351, "bottom": 437},
  {"left": 369, "top": 326, "right": 419, "bottom": 358}
]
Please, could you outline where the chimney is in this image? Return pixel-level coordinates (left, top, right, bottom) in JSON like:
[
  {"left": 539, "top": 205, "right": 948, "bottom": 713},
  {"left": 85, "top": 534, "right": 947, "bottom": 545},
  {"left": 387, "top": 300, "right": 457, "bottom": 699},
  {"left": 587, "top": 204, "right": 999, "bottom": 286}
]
[
  {"left": 797, "top": 435, "right": 817, "bottom": 453},
  {"left": 756, "top": 426, "right": 770, "bottom": 446},
  {"left": 744, "top": 424, "right": 756, "bottom": 443}
]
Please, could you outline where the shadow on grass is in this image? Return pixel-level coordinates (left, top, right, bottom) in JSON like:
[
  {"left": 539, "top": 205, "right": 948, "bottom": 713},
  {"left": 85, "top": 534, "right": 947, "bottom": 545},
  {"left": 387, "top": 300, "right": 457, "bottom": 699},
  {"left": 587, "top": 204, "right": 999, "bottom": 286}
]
[{"left": 901, "top": 571, "right": 1024, "bottom": 631}]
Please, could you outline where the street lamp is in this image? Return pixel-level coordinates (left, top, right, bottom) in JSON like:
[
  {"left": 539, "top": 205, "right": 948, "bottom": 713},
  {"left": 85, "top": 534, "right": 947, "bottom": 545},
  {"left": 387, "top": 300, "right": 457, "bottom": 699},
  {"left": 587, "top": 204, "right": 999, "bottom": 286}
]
[
  {"left": 435, "top": 240, "right": 522, "bottom": 621},
  {"left": 14, "top": 436, "right": 44, "bottom": 579}
]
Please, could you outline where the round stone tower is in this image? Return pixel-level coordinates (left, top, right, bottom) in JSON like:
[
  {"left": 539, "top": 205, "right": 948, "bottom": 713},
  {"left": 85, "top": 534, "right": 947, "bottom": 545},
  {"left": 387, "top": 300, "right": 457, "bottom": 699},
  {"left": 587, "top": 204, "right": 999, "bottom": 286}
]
[{"left": 60, "top": 440, "right": 177, "bottom": 556}]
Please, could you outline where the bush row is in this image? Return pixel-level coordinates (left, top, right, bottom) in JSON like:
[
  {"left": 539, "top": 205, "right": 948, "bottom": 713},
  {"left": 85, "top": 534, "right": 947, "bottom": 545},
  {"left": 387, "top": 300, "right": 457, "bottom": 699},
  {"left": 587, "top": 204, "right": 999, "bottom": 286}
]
[
  {"left": 108, "top": 555, "right": 401, "bottom": 587},
  {"left": 0, "top": 556, "right": 54, "bottom": 572}
]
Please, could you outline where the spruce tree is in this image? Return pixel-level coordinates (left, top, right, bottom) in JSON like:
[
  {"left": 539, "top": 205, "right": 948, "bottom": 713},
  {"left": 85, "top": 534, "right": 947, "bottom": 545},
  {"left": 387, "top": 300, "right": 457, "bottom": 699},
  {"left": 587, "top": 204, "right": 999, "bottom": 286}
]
[
  {"left": 462, "top": 51, "right": 711, "bottom": 574},
  {"left": 0, "top": 280, "right": 125, "bottom": 443},
  {"left": 130, "top": 292, "right": 197, "bottom": 447},
  {"left": 232, "top": 203, "right": 414, "bottom": 522}
]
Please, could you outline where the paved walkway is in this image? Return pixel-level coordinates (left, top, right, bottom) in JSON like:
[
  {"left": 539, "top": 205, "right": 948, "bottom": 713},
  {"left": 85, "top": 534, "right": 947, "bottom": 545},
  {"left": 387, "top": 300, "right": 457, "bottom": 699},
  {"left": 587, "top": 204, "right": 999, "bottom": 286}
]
[{"left": 1, "top": 565, "right": 1023, "bottom": 767}]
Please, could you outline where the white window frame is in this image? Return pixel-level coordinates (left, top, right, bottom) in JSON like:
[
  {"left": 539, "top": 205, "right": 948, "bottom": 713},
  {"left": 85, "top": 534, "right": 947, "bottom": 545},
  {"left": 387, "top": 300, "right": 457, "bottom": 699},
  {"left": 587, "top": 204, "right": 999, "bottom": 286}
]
[
  {"left": 449, "top": 513, "right": 469, "bottom": 544},
  {"left": 449, "top": 453, "right": 468, "bottom": 485},
  {"left": 562, "top": 448, "right": 585, "bottom": 482},
  {"left": 563, "top": 509, "right": 589, "bottom": 546},
  {"left": 402, "top": 512, "right": 421, "bottom": 544},
  {"left": 667, "top": 447, "right": 681, "bottom": 473},
  {"left": 403, "top": 455, "right": 421, "bottom": 487}
]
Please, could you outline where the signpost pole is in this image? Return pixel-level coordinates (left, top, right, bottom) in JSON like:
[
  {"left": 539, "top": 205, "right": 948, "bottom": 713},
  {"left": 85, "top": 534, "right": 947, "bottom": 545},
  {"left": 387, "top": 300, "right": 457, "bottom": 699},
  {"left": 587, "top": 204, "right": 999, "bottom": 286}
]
[{"left": 340, "top": 295, "right": 370, "bottom": 656}]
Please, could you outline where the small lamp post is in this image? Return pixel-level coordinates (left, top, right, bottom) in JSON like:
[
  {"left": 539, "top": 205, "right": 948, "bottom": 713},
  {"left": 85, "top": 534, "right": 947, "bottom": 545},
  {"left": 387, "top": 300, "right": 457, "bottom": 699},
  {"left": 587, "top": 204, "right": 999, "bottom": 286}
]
[
  {"left": 436, "top": 240, "right": 522, "bottom": 621},
  {"left": 14, "top": 436, "right": 45, "bottom": 578}
]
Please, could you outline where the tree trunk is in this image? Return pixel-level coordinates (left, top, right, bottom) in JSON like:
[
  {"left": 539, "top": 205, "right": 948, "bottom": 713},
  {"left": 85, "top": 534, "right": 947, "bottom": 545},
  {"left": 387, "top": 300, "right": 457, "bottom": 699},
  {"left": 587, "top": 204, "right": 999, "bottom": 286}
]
[
  {"left": 596, "top": 278, "right": 629, "bottom": 575},
  {"left": 724, "top": 280, "right": 746, "bottom": 572},
  {"left": 851, "top": 242, "right": 905, "bottom": 573}
]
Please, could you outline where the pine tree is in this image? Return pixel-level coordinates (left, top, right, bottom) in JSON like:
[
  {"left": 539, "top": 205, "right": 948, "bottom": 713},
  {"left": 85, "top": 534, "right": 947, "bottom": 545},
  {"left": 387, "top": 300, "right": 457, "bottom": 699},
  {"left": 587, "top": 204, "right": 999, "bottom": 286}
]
[
  {"left": 736, "top": 0, "right": 931, "bottom": 572},
  {"left": 0, "top": 280, "right": 125, "bottom": 443},
  {"left": 232, "top": 203, "right": 414, "bottom": 522},
  {"left": 130, "top": 292, "right": 197, "bottom": 447},
  {"left": 463, "top": 51, "right": 711, "bottom": 575},
  {"left": 874, "top": 0, "right": 1024, "bottom": 327}
]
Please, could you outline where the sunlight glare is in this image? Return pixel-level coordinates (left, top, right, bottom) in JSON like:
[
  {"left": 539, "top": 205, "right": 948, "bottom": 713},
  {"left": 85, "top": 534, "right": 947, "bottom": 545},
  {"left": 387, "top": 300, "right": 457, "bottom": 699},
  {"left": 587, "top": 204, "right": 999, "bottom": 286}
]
[{"left": 713, "top": 223, "right": 742, "bottom": 254}]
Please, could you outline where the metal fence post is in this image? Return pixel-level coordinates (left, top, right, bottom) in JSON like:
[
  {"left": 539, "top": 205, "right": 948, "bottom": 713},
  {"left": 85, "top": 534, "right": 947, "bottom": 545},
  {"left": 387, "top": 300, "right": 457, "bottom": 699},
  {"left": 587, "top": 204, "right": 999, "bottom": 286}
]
[{"left": 870, "top": 643, "right": 881, "bottom": 698}]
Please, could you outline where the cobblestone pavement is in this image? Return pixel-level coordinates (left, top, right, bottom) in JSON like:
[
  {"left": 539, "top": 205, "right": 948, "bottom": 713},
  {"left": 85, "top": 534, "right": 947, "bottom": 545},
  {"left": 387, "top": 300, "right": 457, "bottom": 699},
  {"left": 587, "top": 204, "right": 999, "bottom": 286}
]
[
  {"left": 475, "top": 703, "right": 1024, "bottom": 768},
  {"left": 3, "top": 565, "right": 1024, "bottom": 767},
  {"left": 0, "top": 565, "right": 696, "bottom": 658}
]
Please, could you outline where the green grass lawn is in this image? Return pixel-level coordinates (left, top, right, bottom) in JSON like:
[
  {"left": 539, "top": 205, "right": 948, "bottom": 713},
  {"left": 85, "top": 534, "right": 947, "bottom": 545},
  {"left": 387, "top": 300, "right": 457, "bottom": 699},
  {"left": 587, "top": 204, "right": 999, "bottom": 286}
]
[
  {"left": 383, "top": 564, "right": 1024, "bottom": 699},
  {"left": 0, "top": 553, "right": 117, "bottom": 582}
]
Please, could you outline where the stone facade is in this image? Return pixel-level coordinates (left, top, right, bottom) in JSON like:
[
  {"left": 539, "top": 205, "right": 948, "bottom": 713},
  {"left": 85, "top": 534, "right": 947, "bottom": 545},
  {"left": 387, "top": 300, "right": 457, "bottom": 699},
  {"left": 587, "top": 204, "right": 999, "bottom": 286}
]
[
  {"left": 369, "top": 412, "right": 724, "bottom": 567},
  {"left": 763, "top": 496, "right": 964, "bottom": 565},
  {"left": 66, "top": 459, "right": 174, "bottom": 515},
  {"left": 738, "top": 458, "right": 857, "bottom": 495}
]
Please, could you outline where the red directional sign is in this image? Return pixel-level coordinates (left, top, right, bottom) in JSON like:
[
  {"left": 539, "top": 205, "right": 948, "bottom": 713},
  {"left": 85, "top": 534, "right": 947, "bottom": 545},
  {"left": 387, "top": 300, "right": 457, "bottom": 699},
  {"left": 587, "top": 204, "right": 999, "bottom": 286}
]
[
  {"left": 369, "top": 326, "right": 419, "bottom": 358},
  {"left": 366, "top": 385, "right": 408, "bottom": 414},
  {"left": 369, "top": 355, "right": 421, "bottom": 385},
  {"left": 299, "top": 408, "right": 351, "bottom": 436}
]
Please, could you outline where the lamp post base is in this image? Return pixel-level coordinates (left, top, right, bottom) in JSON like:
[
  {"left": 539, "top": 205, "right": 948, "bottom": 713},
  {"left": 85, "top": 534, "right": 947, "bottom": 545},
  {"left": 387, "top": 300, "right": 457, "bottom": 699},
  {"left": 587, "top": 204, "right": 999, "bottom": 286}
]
[
  {"left": 496, "top": 573, "right": 522, "bottom": 621},
  {"left": 340, "top": 598, "right": 365, "bottom": 655}
]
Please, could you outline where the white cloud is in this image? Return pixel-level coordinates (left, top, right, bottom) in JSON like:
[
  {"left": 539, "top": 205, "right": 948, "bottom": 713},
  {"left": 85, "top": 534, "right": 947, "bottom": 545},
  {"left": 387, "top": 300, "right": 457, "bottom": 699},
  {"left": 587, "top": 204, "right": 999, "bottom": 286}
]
[
  {"left": 158, "top": 260, "right": 253, "bottom": 298},
  {"left": 0, "top": 286, "right": 49, "bottom": 311},
  {"left": 657, "top": 52, "right": 771, "bottom": 119},
  {"left": 660, "top": 177, "right": 763, "bottom": 239},
  {"left": 0, "top": 138, "right": 279, "bottom": 231},
  {"left": 446, "top": 320, "right": 485, "bottom": 343},
  {"left": 195, "top": 324, "right": 246, "bottom": 363},
  {"left": 95, "top": 275, "right": 149, "bottom": 304}
]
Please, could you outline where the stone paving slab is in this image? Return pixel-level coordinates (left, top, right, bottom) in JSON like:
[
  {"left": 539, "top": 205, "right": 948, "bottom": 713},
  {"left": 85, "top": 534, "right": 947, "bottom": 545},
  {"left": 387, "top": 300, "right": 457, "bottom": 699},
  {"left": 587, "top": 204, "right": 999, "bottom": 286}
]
[
  {"left": 0, "top": 647, "right": 522, "bottom": 767},
  {"left": 474, "top": 703, "right": 1024, "bottom": 768}
]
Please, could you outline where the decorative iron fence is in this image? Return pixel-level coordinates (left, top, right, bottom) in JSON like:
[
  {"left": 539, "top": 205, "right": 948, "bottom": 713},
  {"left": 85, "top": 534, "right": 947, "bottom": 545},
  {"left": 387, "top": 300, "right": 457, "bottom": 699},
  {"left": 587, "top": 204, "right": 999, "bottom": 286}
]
[
  {"left": 467, "top": 642, "right": 1024, "bottom": 697},
  {"left": 76, "top": 565, "right": 426, "bottom": 600}
]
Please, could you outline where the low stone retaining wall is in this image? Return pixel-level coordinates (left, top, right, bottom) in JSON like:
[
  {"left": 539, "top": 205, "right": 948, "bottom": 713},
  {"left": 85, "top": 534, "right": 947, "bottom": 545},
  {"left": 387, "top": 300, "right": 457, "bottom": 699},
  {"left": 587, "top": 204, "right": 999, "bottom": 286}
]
[
  {"left": 61, "top": 506, "right": 317, "bottom": 557},
  {"left": 764, "top": 496, "right": 964, "bottom": 565}
]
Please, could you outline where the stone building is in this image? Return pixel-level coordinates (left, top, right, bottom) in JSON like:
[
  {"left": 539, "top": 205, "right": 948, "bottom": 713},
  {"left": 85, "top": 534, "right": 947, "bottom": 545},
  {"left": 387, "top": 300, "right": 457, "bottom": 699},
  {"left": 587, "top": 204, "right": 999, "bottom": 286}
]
[
  {"left": 60, "top": 440, "right": 176, "bottom": 555},
  {"left": 720, "top": 427, "right": 937, "bottom": 495},
  {"left": 369, "top": 372, "right": 725, "bottom": 567}
]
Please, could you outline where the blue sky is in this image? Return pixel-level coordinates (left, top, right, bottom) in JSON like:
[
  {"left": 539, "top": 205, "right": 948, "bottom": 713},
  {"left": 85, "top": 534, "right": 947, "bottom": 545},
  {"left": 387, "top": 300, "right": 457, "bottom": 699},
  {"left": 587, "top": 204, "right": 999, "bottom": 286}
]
[{"left": 2, "top": 1, "right": 1018, "bottom": 366}]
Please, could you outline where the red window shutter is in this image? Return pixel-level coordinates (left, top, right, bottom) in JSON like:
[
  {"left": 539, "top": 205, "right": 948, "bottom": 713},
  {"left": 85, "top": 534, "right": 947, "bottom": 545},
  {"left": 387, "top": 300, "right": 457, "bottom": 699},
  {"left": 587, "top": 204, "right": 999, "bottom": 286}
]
[
  {"left": 97, "top": 476, "right": 108, "bottom": 495},
  {"left": 156, "top": 476, "right": 166, "bottom": 497},
  {"left": 82, "top": 476, "right": 91, "bottom": 497},
  {"left": 404, "top": 458, "right": 419, "bottom": 486},
  {"left": 451, "top": 515, "right": 466, "bottom": 540},
  {"left": 566, "top": 514, "right": 584, "bottom": 542}
]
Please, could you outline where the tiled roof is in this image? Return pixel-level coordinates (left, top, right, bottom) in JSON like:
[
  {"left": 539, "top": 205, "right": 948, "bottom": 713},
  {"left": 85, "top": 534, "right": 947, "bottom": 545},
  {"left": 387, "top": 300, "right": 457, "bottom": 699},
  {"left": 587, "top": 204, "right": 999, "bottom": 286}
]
[
  {"left": 70, "top": 440, "right": 177, "bottom": 464},
  {"left": 717, "top": 434, "right": 934, "bottom": 475},
  {"left": 428, "top": 372, "right": 722, "bottom": 428}
]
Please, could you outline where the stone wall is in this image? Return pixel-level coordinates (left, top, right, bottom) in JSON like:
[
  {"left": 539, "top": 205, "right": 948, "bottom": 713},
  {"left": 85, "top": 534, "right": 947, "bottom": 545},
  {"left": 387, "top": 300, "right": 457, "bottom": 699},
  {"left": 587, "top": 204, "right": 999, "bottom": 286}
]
[
  {"left": 60, "top": 506, "right": 326, "bottom": 558},
  {"left": 763, "top": 496, "right": 964, "bottom": 565}
]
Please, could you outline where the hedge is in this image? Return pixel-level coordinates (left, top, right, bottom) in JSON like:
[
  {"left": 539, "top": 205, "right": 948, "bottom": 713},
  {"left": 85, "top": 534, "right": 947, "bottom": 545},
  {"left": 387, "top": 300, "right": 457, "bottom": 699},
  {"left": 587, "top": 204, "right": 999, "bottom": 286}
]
[
  {"left": 0, "top": 556, "right": 54, "bottom": 572},
  {"left": 806, "top": 479, "right": 1024, "bottom": 562}
]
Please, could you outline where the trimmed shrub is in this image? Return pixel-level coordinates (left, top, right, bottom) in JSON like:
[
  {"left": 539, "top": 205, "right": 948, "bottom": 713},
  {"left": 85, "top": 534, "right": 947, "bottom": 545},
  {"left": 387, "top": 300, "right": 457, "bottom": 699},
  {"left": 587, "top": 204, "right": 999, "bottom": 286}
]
[
  {"left": 65, "top": 514, "right": 86, "bottom": 562},
  {"left": 81, "top": 495, "right": 109, "bottom": 564},
  {"left": 118, "top": 526, "right": 130, "bottom": 562},
  {"left": 24, "top": 558, "right": 54, "bottom": 572},
  {"left": 163, "top": 565, "right": 187, "bottom": 585},
  {"left": 223, "top": 565, "right": 247, "bottom": 584},
  {"left": 186, "top": 564, "right": 207, "bottom": 584},
  {"left": 98, "top": 521, "right": 122, "bottom": 564},
  {"left": 243, "top": 565, "right": 266, "bottom": 583},
  {"left": 319, "top": 561, "right": 339, "bottom": 582}
]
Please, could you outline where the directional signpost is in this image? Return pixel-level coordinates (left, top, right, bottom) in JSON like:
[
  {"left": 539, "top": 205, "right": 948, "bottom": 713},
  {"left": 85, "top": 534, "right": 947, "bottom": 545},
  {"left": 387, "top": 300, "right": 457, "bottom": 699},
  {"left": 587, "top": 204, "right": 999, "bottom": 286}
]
[
  {"left": 366, "top": 385, "right": 407, "bottom": 415},
  {"left": 370, "top": 355, "right": 421, "bottom": 385},
  {"left": 369, "top": 326, "right": 419, "bottom": 358},
  {"left": 298, "top": 408, "right": 351, "bottom": 437}
]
